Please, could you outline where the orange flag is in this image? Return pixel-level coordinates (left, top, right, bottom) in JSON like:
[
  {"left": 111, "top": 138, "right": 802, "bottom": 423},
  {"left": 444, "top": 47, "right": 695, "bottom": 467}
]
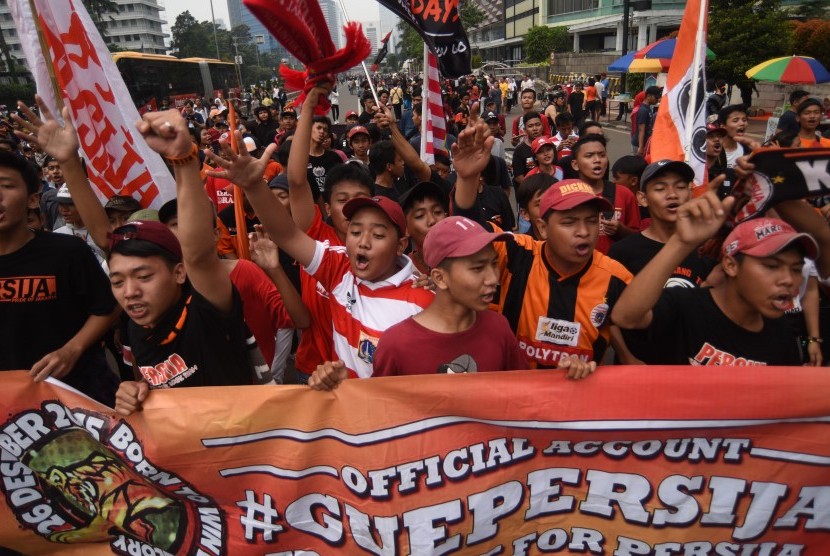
[{"left": 650, "top": 0, "right": 708, "bottom": 188}]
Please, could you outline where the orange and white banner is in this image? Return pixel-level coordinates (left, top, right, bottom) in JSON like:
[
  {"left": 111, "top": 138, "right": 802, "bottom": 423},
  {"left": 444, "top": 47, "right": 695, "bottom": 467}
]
[
  {"left": 650, "top": 0, "right": 708, "bottom": 186},
  {"left": 9, "top": 0, "right": 175, "bottom": 208},
  {"left": 1, "top": 367, "right": 829, "bottom": 554}
]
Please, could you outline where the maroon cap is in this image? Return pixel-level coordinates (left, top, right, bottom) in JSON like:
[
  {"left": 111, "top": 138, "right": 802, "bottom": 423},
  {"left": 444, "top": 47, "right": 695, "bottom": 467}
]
[
  {"left": 538, "top": 179, "right": 613, "bottom": 217},
  {"left": 706, "top": 123, "right": 728, "bottom": 136},
  {"left": 342, "top": 196, "right": 407, "bottom": 237},
  {"left": 723, "top": 218, "right": 818, "bottom": 260},
  {"left": 423, "top": 216, "right": 511, "bottom": 268},
  {"left": 347, "top": 125, "right": 370, "bottom": 140},
  {"left": 531, "top": 135, "right": 556, "bottom": 154},
  {"left": 108, "top": 220, "right": 183, "bottom": 261},
  {"left": 345, "top": 110, "right": 358, "bottom": 119}
]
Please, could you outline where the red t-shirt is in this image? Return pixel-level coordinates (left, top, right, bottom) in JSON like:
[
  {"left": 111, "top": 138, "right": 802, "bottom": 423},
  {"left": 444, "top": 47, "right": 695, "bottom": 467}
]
[
  {"left": 596, "top": 183, "right": 641, "bottom": 255},
  {"left": 373, "top": 311, "right": 528, "bottom": 376},
  {"left": 229, "top": 259, "right": 293, "bottom": 365},
  {"left": 511, "top": 113, "right": 552, "bottom": 141},
  {"left": 205, "top": 173, "right": 234, "bottom": 212},
  {"left": 294, "top": 207, "right": 342, "bottom": 375}
]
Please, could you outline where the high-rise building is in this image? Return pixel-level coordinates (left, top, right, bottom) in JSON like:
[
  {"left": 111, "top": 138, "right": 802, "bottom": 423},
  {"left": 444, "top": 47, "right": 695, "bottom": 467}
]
[
  {"left": 318, "top": 0, "right": 341, "bottom": 50},
  {"left": 92, "top": 0, "right": 169, "bottom": 55},
  {"left": 363, "top": 22, "right": 380, "bottom": 60},
  {"left": 226, "top": 0, "right": 292, "bottom": 63}
]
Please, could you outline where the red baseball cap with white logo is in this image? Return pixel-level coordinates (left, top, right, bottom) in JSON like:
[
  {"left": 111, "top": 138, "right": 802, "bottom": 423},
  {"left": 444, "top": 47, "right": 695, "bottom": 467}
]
[
  {"left": 343, "top": 196, "right": 407, "bottom": 237},
  {"left": 423, "top": 216, "right": 512, "bottom": 268},
  {"left": 531, "top": 136, "right": 557, "bottom": 154},
  {"left": 723, "top": 218, "right": 818, "bottom": 260},
  {"left": 538, "top": 179, "right": 613, "bottom": 218}
]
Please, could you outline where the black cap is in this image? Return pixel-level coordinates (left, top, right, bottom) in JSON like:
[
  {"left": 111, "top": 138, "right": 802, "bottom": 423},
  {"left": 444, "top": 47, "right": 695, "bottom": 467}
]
[
  {"left": 104, "top": 195, "right": 143, "bottom": 213},
  {"left": 268, "top": 173, "right": 289, "bottom": 191},
  {"left": 640, "top": 160, "right": 695, "bottom": 191}
]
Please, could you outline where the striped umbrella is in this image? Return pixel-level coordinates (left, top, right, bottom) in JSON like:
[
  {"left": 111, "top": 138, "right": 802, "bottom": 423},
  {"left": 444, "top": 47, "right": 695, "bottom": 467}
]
[
  {"left": 745, "top": 56, "right": 830, "bottom": 84},
  {"left": 634, "top": 38, "right": 716, "bottom": 61},
  {"left": 608, "top": 53, "right": 668, "bottom": 73}
]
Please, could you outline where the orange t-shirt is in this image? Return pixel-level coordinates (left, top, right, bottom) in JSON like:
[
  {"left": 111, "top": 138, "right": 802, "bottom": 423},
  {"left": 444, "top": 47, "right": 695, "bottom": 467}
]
[{"left": 585, "top": 86, "right": 598, "bottom": 102}]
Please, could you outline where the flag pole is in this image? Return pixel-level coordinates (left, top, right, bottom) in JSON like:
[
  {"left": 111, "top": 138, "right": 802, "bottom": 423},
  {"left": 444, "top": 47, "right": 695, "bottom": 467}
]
[
  {"left": 27, "top": 0, "right": 64, "bottom": 111},
  {"left": 683, "top": 0, "right": 708, "bottom": 166},
  {"left": 334, "top": 0, "right": 380, "bottom": 108}
]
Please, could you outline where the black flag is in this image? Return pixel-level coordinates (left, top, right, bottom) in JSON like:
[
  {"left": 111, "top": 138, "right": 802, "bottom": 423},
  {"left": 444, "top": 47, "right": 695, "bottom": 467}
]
[
  {"left": 376, "top": 0, "right": 472, "bottom": 78},
  {"left": 371, "top": 31, "right": 392, "bottom": 72}
]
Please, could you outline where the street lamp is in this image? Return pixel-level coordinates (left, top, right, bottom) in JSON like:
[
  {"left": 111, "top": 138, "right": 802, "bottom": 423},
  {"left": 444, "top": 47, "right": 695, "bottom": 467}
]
[
  {"left": 209, "top": 0, "right": 221, "bottom": 60},
  {"left": 231, "top": 37, "right": 243, "bottom": 91},
  {"left": 254, "top": 35, "right": 264, "bottom": 68},
  {"left": 620, "top": 0, "right": 652, "bottom": 92}
]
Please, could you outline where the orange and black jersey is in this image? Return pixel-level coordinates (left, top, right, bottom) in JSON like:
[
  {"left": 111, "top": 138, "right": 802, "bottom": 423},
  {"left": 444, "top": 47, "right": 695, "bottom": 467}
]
[{"left": 493, "top": 233, "right": 633, "bottom": 367}]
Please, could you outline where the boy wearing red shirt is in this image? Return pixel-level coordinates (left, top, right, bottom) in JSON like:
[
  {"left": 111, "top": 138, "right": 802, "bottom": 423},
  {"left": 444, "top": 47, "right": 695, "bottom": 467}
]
[{"left": 210, "top": 137, "right": 434, "bottom": 379}]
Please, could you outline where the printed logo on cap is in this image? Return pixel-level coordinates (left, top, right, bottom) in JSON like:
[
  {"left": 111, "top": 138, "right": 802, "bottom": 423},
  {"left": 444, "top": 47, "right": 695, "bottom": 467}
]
[{"left": 754, "top": 223, "right": 783, "bottom": 240}]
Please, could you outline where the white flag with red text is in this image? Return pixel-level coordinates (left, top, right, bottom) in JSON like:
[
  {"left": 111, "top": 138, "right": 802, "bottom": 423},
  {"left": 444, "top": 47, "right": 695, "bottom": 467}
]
[
  {"left": 650, "top": 0, "right": 709, "bottom": 187},
  {"left": 420, "top": 46, "right": 448, "bottom": 165},
  {"left": 9, "top": 0, "right": 175, "bottom": 208}
]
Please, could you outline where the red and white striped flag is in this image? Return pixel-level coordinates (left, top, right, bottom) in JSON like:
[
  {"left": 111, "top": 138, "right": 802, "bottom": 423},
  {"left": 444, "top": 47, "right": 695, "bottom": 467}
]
[
  {"left": 650, "top": 0, "right": 709, "bottom": 187},
  {"left": 9, "top": 0, "right": 176, "bottom": 208},
  {"left": 420, "top": 46, "right": 448, "bottom": 165}
]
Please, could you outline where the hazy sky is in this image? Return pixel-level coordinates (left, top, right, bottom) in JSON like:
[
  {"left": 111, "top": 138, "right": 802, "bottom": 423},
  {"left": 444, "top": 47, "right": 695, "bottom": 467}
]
[{"left": 162, "top": 0, "right": 381, "bottom": 30}]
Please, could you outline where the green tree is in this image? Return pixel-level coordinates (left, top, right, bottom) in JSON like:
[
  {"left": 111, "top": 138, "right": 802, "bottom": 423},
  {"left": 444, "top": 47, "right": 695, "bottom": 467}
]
[
  {"left": 524, "top": 26, "right": 571, "bottom": 63},
  {"left": 459, "top": 1, "right": 487, "bottom": 31},
  {"left": 396, "top": 20, "right": 422, "bottom": 62},
  {"left": 708, "top": 0, "right": 793, "bottom": 83},
  {"left": 791, "top": 19, "right": 830, "bottom": 68},
  {"left": 171, "top": 11, "right": 212, "bottom": 58}
]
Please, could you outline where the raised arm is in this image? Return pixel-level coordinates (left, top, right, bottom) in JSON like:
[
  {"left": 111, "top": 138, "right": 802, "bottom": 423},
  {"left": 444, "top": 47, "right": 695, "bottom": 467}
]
[
  {"left": 137, "top": 110, "right": 232, "bottom": 313},
  {"left": 14, "top": 99, "right": 111, "bottom": 250},
  {"left": 612, "top": 179, "right": 733, "bottom": 329},
  {"left": 377, "top": 104, "right": 431, "bottom": 183},
  {"left": 289, "top": 86, "right": 330, "bottom": 232},
  {"left": 775, "top": 199, "right": 830, "bottom": 280},
  {"left": 206, "top": 131, "right": 318, "bottom": 267},
  {"left": 451, "top": 121, "right": 493, "bottom": 211}
]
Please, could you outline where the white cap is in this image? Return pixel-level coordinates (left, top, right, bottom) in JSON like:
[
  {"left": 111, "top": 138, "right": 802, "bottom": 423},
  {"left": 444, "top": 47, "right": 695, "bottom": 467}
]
[{"left": 56, "top": 184, "right": 72, "bottom": 203}]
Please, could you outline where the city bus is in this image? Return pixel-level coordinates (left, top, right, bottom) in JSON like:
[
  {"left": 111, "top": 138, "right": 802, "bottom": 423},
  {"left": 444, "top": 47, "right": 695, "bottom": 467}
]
[{"left": 112, "top": 52, "right": 238, "bottom": 110}]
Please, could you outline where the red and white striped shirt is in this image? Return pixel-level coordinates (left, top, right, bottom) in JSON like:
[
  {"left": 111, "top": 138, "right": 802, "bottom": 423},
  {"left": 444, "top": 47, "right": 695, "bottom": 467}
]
[{"left": 305, "top": 241, "right": 434, "bottom": 378}]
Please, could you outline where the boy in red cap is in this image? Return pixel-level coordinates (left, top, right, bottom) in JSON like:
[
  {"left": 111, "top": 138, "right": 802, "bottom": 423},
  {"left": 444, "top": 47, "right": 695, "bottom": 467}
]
[
  {"left": 612, "top": 183, "right": 830, "bottom": 366},
  {"left": 455, "top": 139, "right": 633, "bottom": 370},
  {"left": 525, "top": 136, "right": 564, "bottom": 181},
  {"left": 209, "top": 134, "right": 434, "bottom": 379}
]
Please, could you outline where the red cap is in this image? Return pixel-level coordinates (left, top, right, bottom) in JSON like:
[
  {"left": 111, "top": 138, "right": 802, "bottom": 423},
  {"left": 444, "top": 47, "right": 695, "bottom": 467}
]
[
  {"left": 538, "top": 179, "right": 613, "bottom": 217},
  {"left": 723, "top": 218, "right": 818, "bottom": 260},
  {"left": 423, "top": 216, "right": 511, "bottom": 268},
  {"left": 342, "top": 196, "right": 407, "bottom": 237},
  {"left": 347, "top": 125, "right": 370, "bottom": 140},
  {"left": 205, "top": 128, "right": 221, "bottom": 142},
  {"left": 108, "top": 220, "right": 183, "bottom": 261},
  {"left": 345, "top": 110, "right": 358, "bottom": 119},
  {"left": 531, "top": 135, "right": 556, "bottom": 154}
]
